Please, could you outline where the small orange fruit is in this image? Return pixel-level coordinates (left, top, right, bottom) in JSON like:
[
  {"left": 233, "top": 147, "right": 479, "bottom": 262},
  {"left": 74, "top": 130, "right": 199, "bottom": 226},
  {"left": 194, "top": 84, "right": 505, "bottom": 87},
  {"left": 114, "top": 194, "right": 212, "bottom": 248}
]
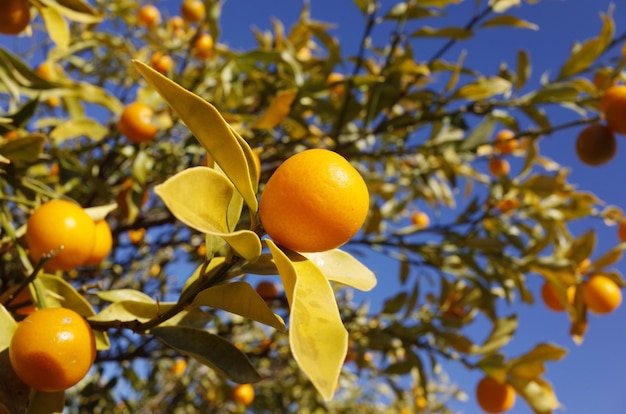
[
  {"left": 137, "top": 4, "right": 161, "bottom": 27},
  {"left": 494, "top": 198, "right": 519, "bottom": 213},
  {"left": 231, "top": 383, "right": 255, "bottom": 406},
  {"left": 0, "top": 0, "right": 30, "bottom": 35},
  {"left": 118, "top": 102, "right": 159, "bottom": 143},
  {"left": 575, "top": 123, "right": 616, "bottom": 166},
  {"left": 171, "top": 358, "right": 187, "bottom": 376},
  {"left": 410, "top": 212, "right": 430, "bottom": 229},
  {"left": 9, "top": 307, "right": 96, "bottom": 392},
  {"left": 170, "top": 15, "right": 184, "bottom": 30},
  {"left": 193, "top": 33, "right": 214, "bottom": 59},
  {"left": 150, "top": 52, "right": 173, "bottom": 74},
  {"left": 181, "top": 0, "right": 205, "bottom": 23},
  {"left": 601, "top": 85, "right": 626, "bottom": 135},
  {"left": 326, "top": 72, "right": 346, "bottom": 98},
  {"left": 618, "top": 221, "right": 626, "bottom": 243},
  {"left": 255, "top": 281, "right": 278, "bottom": 301},
  {"left": 25, "top": 200, "right": 96, "bottom": 271},
  {"left": 475, "top": 376, "right": 516, "bottom": 413},
  {"left": 83, "top": 220, "right": 113, "bottom": 266},
  {"left": 581, "top": 275, "right": 622, "bottom": 314},
  {"left": 540, "top": 282, "right": 575, "bottom": 312},
  {"left": 259, "top": 149, "right": 369, "bottom": 252},
  {"left": 493, "top": 129, "right": 517, "bottom": 155},
  {"left": 128, "top": 228, "right": 146, "bottom": 245},
  {"left": 488, "top": 158, "right": 510, "bottom": 177}
]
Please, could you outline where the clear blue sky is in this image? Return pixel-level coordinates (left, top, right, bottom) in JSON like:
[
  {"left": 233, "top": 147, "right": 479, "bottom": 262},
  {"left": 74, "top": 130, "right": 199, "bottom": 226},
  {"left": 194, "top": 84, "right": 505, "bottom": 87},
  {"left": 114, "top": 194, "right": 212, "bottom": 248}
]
[{"left": 212, "top": 1, "right": 626, "bottom": 413}]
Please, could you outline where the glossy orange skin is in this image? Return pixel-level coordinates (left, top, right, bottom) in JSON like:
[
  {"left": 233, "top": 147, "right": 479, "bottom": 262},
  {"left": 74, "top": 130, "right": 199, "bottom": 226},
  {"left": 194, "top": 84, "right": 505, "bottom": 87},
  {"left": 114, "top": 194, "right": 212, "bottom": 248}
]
[
  {"left": 575, "top": 123, "right": 616, "bottom": 166},
  {"left": 150, "top": 52, "right": 174, "bottom": 74},
  {"left": 181, "top": 0, "right": 206, "bottom": 23},
  {"left": 488, "top": 158, "right": 510, "bottom": 177},
  {"left": 137, "top": 4, "right": 161, "bottom": 27},
  {"left": 601, "top": 85, "right": 626, "bottom": 135},
  {"left": 25, "top": 200, "right": 96, "bottom": 271},
  {"left": 9, "top": 307, "right": 96, "bottom": 392},
  {"left": 83, "top": 220, "right": 113, "bottom": 266},
  {"left": 0, "top": 0, "right": 30, "bottom": 35},
  {"left": 193, "top": 33, "right": 214, "bottom": 59},
  {"left": 118, "top": 102, "right": 158, "bottom": 143},
  {"left": 493, "top": 129, "right": 518, "bottom": 155},
  {"left": 618, "top": 221, "right": 626, "bottom": 243},
  {"left": 259, "top": 149, "right": 369, "bottom": 252},
  {"left": 231, "top": 384, "right": 255, "bottom": 406},
  {"left": 475, "top": 376, "right": 516, "bottom": 413},
  {"left": 540, "top": 282, "right": 575, "bottom": 312},
  {"left": 581, "top": 275, "right": 622, "bottom": 315},
  {"left": 410, "top": 212, "right": 430, "bottom": 229}
]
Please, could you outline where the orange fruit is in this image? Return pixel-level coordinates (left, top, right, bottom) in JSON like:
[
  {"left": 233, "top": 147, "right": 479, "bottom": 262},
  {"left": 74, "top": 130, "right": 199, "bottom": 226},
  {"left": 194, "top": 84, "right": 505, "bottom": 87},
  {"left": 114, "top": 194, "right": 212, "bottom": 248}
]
[
  {"left": 128, "top": 228, "right": 146, "bottom": 245},
  {"left": 618, "top": 221, "right": 626, "bottom": 243},
  {"left": 137, "top": 4, "right": 160, "bottom": 27},
  {"left": 581, "top": 275, "right": 622, "bottom": 314},
  {"left": 118, "top": 102, "right": 159, "bottom": 143},
  {"left": 326, "top": 72, "right": 346, "bottom": 98},
  {"left": 181, "top": 0, "right": 205, "bottom": 23},
  {"left": 259, "top": 149, "right": 369, "bottom": 252},
  {"left": 410, "top": 212, "right": 429, "bottom": 229},
  {"left": 488, "top": 158, "right": 510, "bottom": 177},
  {"left": 4, "top": 286, "right": 36, "bottom": 316},
  {"left": 193, "top": 33, "right": 214, "bottom": 59},
  {"left": 82, "top": 220, "right": 113, "bottom": 266},
  {"left": 25, "top": 200, "right": 96, "bottom": 271},
  {"left": 540, "top": 282, "right": 575, "bottom": 312},
  {"left": 255, "top": 281, "right": 278, "bottom": 300},
  {"left": 231, "top": 384, "right": 255, "bottom": 406},
  {"left": 494, "top": 198, "right": 519, "bottom": 213},
  {"left": 0, "top": 0, "right": 30, "bottom": 35},
  {"left": 601, "top": 85, "right": 626, "bottom": 135},
  {"left": 575, "top": 123, "right": 616, "bottom": 166},
  {"left": 150, "top": 52, "right": 173, "bottom": 74},
  {"left": 475, "top": 376, "right": 516, "bottom": 413},
  {"left": 493, "top": 129, "right": 517, "bottom": 155},
  {"left": 593, "top": 68, "right": 617, "bottom": 90},
  {"left": 171, "top": 358, "right": 187, "bottom": 376},
  {"left": 9, "top": 307, "right": 96, "bottom": 392},
  {"left": 169, "top": 15, "right": 184, "bottom": 30}
]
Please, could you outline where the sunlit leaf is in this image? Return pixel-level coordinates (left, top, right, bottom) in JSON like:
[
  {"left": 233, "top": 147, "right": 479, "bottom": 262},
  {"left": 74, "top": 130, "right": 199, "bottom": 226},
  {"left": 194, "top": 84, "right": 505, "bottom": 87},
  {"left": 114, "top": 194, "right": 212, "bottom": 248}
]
[
  {"left": 192, "top": 282, "right": 286, "bottom": 331},
  {"left": 459, "top": 115, "right": 495, "bottom": 151},
  {"left": 301, "top": 250, "right": 377, "bottom": 291},
  {"left": 591, "top": 244, "right": 626, "bottom": 271},
  {"left": 471, "top": 315, "right": 517, "bottom": 354},
  {"left": 252, "top": 89, "right": 298, "bottom": 129},
  {"left": 516, "top": 50, "right": 531, "bottom": 90},
  {"left": 481, "top": 14, "right": 538, "bottom": 30},
  {"left": 84, "top": 203, "right": 117, "bottom": 221},
  {"left": 507, "top": 343, "right": 567, "bottom": 380},
  {"left": 564, "top": 230, "right": 595, "bottom": 263},
  {"left": 90, "top": 301, "right": 176, "bottom": 323},
  {"left": 41, "top": 0, "right": 103, "bottom": 24},
  {"left": 385, "top": 3, "right": 443, "bottom": 19},
  {"left": 452, "top": 77, "right": 512, "bottom": 100},
  {"left": 133, "top": 60, "right": 258, "bottom": 212},
  {"left": 509, "top": 376, "right": 561, "bottom": 414},
  {"left": 49, "top": 117, "right": 109, "bottom": 142},
  {"left": 152, "top": 326, "right": 262, "bottom": 384},
  {"left": 488, "top": 0, "right": 520, "bottom": 13},
  {"left": 0, "top": 134, "right": 46, "bottom": 168},
  {"left": 36, "top": 3, "right": 70, "bottom": 49},
  {"left": 96, "top": 289, "right": 155, "bottom": 303},
  {"left": 0, "top": 306, "right": 17, "bottom": 351},
  {"left": 154, "top": 167, "right": 262, "bottom": 260},
  {"left": 267, "top": 240, "right": 348, "bottom": 401},
  {"left": 411, "top": 26, "right": 473, "bottom": 40}
]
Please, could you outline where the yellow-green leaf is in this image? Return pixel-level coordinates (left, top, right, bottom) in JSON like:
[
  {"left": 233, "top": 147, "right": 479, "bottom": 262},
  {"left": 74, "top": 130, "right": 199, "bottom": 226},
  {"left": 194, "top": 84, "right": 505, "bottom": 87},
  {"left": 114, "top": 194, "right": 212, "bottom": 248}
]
[
  {"left": 0, "top": 134, "right": 46, "bottom": 168},
  {"left": 507, "top": 343, "right": 567, "bottom": 380},
  {"left": 301, "top": 250, "right": 377, "bottom": 291},
  {"left": 96, "top": 289, "right": 155, "bottom": 303},
  {"left": 471, "top": 315, "right": 517, "bottom": 354},
  {"left": 49, "top": 117, "right": 109, "bottom": 142},
  {"left": 516, "top": 50, "right": 531, "bottom": 90},
  {"left": 41, "top": 0, "right": 103, "bottom": 24},
  {"left": 252, "top": 89, "right": 298, "bottom": 129},
  {"left": 0, "top": 306, "right": 17, "bottom": 351},
  {"left": 509, "top": 376, "right": 561, "bottom": 414},
  {"left": 36, "top": 3, "right": 70, "bottom": 50},
  {"left": 192, "top": 282, "right": 286, "bottom": 331},
  {"left": 133, "top": 60, "right": 258, "bottom": 212},
  {"left": 481, "top": 15, "right": 538, "bottom": 31},
  {"left": 90, "top": 301, "right": 177, "bottom": 323},
  {"left": 488, "top": 0, "right": 520, "bottom": 13},
  {"left": 411, "top": 26, "right": 473, "bottom": 40},
  {"left": 154, "top": 167, "right": 262, "bottom": 260},
  {"left": 267, "top": 240, "right": 348, "bottom": 401},
  {"left": 452, "top": 77, "right": 512, "bottom": 101}
]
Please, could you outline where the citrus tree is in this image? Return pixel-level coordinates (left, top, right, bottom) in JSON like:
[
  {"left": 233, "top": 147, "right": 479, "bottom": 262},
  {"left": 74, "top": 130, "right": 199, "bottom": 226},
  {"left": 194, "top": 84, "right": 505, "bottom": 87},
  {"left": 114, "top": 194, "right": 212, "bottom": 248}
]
[{"left": 1, "top": 0, "right": 625, "bottom": 413}]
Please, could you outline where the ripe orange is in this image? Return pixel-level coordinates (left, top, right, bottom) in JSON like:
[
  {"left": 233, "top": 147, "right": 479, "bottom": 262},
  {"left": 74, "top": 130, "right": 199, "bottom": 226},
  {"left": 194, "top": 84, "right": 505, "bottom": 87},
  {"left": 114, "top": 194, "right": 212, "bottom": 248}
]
[
  {"left": 255, "top": 281, "right": 278, "bottom": 300},
  {"left": 181, "top": 0, "right": 205, "bottom": 23},
  {"left": 581, "top": 275, "right": 622, "bottom": 314},
  {"left": 574, "top": 123, "right": 616, "bottom": 166},
  {"left": 475, "top": 376, "right": 516, "bottom": 413},
  {"left": 0, "top": 0, "right": 30, "bottom": 35},
  {"left": 137, "top": 4, "right": 161, "bottom": 27},
  {"left": 128, "top": 228, "right": 146, "bottom": 244},
  {"left": 9, "top": 307, "right": 96, "bottom": 392},
  {"left": 494, "top": 198, "right": 519, "bottom": 213},
  {"left": 488, "top": 158, "right": 510, "bottom": 177},
  {"left": 25, "top": 199, "right": 96, "bottom": 271},
  {"left": 150, "top": 52, "right": 173, "bottom": 74},
  {"left": 169, "top": 15, "right": 184, "bottom": 30},
  {"left": 493, "top": 129, "right": 518, "bottom": 155},
  {"left": 193, "top": 33, "right": 214, "bottom": 59},
  {"left": 618, "top": 221, "right": 626, "bottom": 243},
  {"left": 259, "top": 149, "right": 369, "bottom": 252},
  {"left": 410, "top": 212, "right": 430, "bottom": 229},
  {"left": 231, "top": 384, "right": 255, "bottom": 406},
  {"left": 171, "top": 358, "right": 187, "bottom": 376},
  {"left": 118, "top": 102, "right": 159, "bottom": 143},
  {"left": 601, "top": 85, "right": 626, "bottom": 135},
  {"left": 82, "top": 220, "right": 113, "bottom": 266},
  {"left": 540, "top": 282, "right": 575, "bottom": 312},
  {"left": 593, "top": 68, "right": 617, "bottom": 90}
]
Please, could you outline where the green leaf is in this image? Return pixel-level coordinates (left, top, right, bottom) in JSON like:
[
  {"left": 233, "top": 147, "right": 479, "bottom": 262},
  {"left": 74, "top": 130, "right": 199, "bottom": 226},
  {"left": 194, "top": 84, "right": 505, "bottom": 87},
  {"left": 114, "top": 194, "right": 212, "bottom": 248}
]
[
  {"left": 565, "top": 230, "right": 595, "bottom": 263},
  {"left": 507, "top": 343, "right": 567, "bottom": 380},
  {"left": 96, "top": 289, "right": 155, "bottom": 303},
  {"left": 509, "top": 376, "right": 561, "bottom": 414},
  {"left": 591, "top": 243, "right": 626, "bottom": 271},
  {"left": 382, "top": 292, "right": 408, "bottom": 314},
  {"left": 49, "top": 117, "right": 109, "bottom": 142},
  {"left": 411, "top": 26, "right": 473, "bottom": 39},
  {"left": 152, "top": 326, "right": 262, "bottom": 384},
  {"left": 459, "top": 115, "right": 495, "bottom": 151},
  {"left": 0, "top": 306, "right": 17, "bottom": 351},
  {"left": 266, "top": 240, "right": 348, "bottom": 401},
  {"left": 38, "top": 275, "right": 96, "bottom": 318},
  {"left": 42, "top": 0, "right": 103, "bottom": 23},
  {"left": 416, "top": 0, "right": 462, "bottom": 6},
  {"left": 488, "top": 0, "right": 521, "bottom": 13},
  {"left": 516, "top": 50, "right": 531, "bottom": 90},
  {"left": 471, "top": 315, "right": 517, "bottom": 354},
  {"left": 0, "top": 134, "right": 46, "bottom": 168},
  {"left": 528, "top": 258, "right": 577, "bottom": 287},
  {"left": 90, "top": 301, "right": 177, "bottom": 323},
  {"left": 301, "top": 250, "right": 377, "bottom": 291},
  {"left": 384, "top": 3, "right": 443, "bottom": 20},
  {"left": 154, "top": 167, "right": 262, "bottom": 260},
  {"left": 192, "top": 282, "right": 286, "bottom": 331},
  {"left": 27, "top": 390, "right": 65, "bottom": 414},
  {"left": 0, "top": 99, "right": 39, "bottom": 134},
  {"left": 133, "top": 60, "right": 258, "bottom": 212},
  {"left": 481, "top": 14, "right": 538, "bottom": 30},
  {"left": 36, "top": 3, "right": 70, "bottom": 49},
  {"left": 452, "top": 77, "right": 512, "bottom": 100}
]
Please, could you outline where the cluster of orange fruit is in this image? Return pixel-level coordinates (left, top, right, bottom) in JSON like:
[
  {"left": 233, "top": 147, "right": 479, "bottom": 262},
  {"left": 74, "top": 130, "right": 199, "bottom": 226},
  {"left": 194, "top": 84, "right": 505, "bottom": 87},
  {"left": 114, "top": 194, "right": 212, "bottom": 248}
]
[
  {"left": 489, "top": 129, "right": 518, "bottom": 178},
  {"left": 575, "top": 80, "right": 626, "bottom": 167}
]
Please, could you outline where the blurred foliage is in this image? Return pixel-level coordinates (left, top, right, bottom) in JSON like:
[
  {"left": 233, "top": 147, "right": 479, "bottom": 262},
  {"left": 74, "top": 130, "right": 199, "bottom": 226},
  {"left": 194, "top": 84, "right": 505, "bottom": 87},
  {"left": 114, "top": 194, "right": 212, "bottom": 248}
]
[{"left": 1, "top": 0, "right": 626, "bottom": 413}]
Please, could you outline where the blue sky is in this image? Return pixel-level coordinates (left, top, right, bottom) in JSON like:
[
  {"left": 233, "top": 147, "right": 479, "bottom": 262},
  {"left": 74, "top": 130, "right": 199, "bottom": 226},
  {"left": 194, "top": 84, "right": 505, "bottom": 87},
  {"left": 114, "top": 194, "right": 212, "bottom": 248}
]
[{"left": 210, "top": 1, "right": 626, "bottom": 413}]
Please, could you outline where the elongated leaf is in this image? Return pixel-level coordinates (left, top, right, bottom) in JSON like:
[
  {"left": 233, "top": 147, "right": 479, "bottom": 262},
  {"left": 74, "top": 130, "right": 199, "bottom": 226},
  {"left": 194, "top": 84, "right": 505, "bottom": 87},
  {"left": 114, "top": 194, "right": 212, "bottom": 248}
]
[
  {"left": 0, "top": 134, "right": 46, "bottom": 168},
  {"left": 154, "top": 167, "right": 262, "bottom": 260},
  {"left": 385, "top": 3, "right": 442, "bottom": 19},
  {"left": 481, "top": 15, "right": 538, "bottom": 30},
  {"left": 252, "top": 89, "right": 298, "bottom": 129},
  {"left": 153, "top": 326, "right": 262, "bottom": 383},
  {"left": 133, "top": 60, "right": 258, "bottom": 212},
  {"left": 267, "top": 240, "right": 348, "bottom": 401},
  {"left": 452, "top": 77, "right": 512, "bottom": 101},
  {"left": 459, "top": 115, "right": 495, "bottom": 151},
  {"left": 412, "top": 26, "right": 473, "bottom": 39},
  {"left": 90, "top": 301, "right": 177, "bottom": 323},
  {"left": 50, "top": 117, "right": 109, "bottom": 142},
  {"left": 192, "top": 282, "right": 286, "bottom": 331},
  {"left": 43, "top": 0, "right": 103, "bottom": 23},
  {"left": 507, "top": 343, "right": 567, "bottom": 379},
  {"left": 0, "top": 306, "right": 17, "bottom": 351},
  {"left": 96, "top": 289, "right": 155, "bottom": 303},
  {"left": 37, "top": 3, "right": 70, "bottom": 49},
  {"left": 471, "top": 315, "right": 517, "bottom": 354},
  {"left": 489, "top": 0, "right": 520, "bottom": 13},
  {"left": 516, "top": 50, "right": 531, "bottom": 90},
  {"left": 509, "top": 376, "right": 561, "bottom": 414},
  {"left": 301, "top": 250, "right": 376, "bottom": 291},
  {"left": 591, "top": 244, "right": 626, "bottom": 271}
]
